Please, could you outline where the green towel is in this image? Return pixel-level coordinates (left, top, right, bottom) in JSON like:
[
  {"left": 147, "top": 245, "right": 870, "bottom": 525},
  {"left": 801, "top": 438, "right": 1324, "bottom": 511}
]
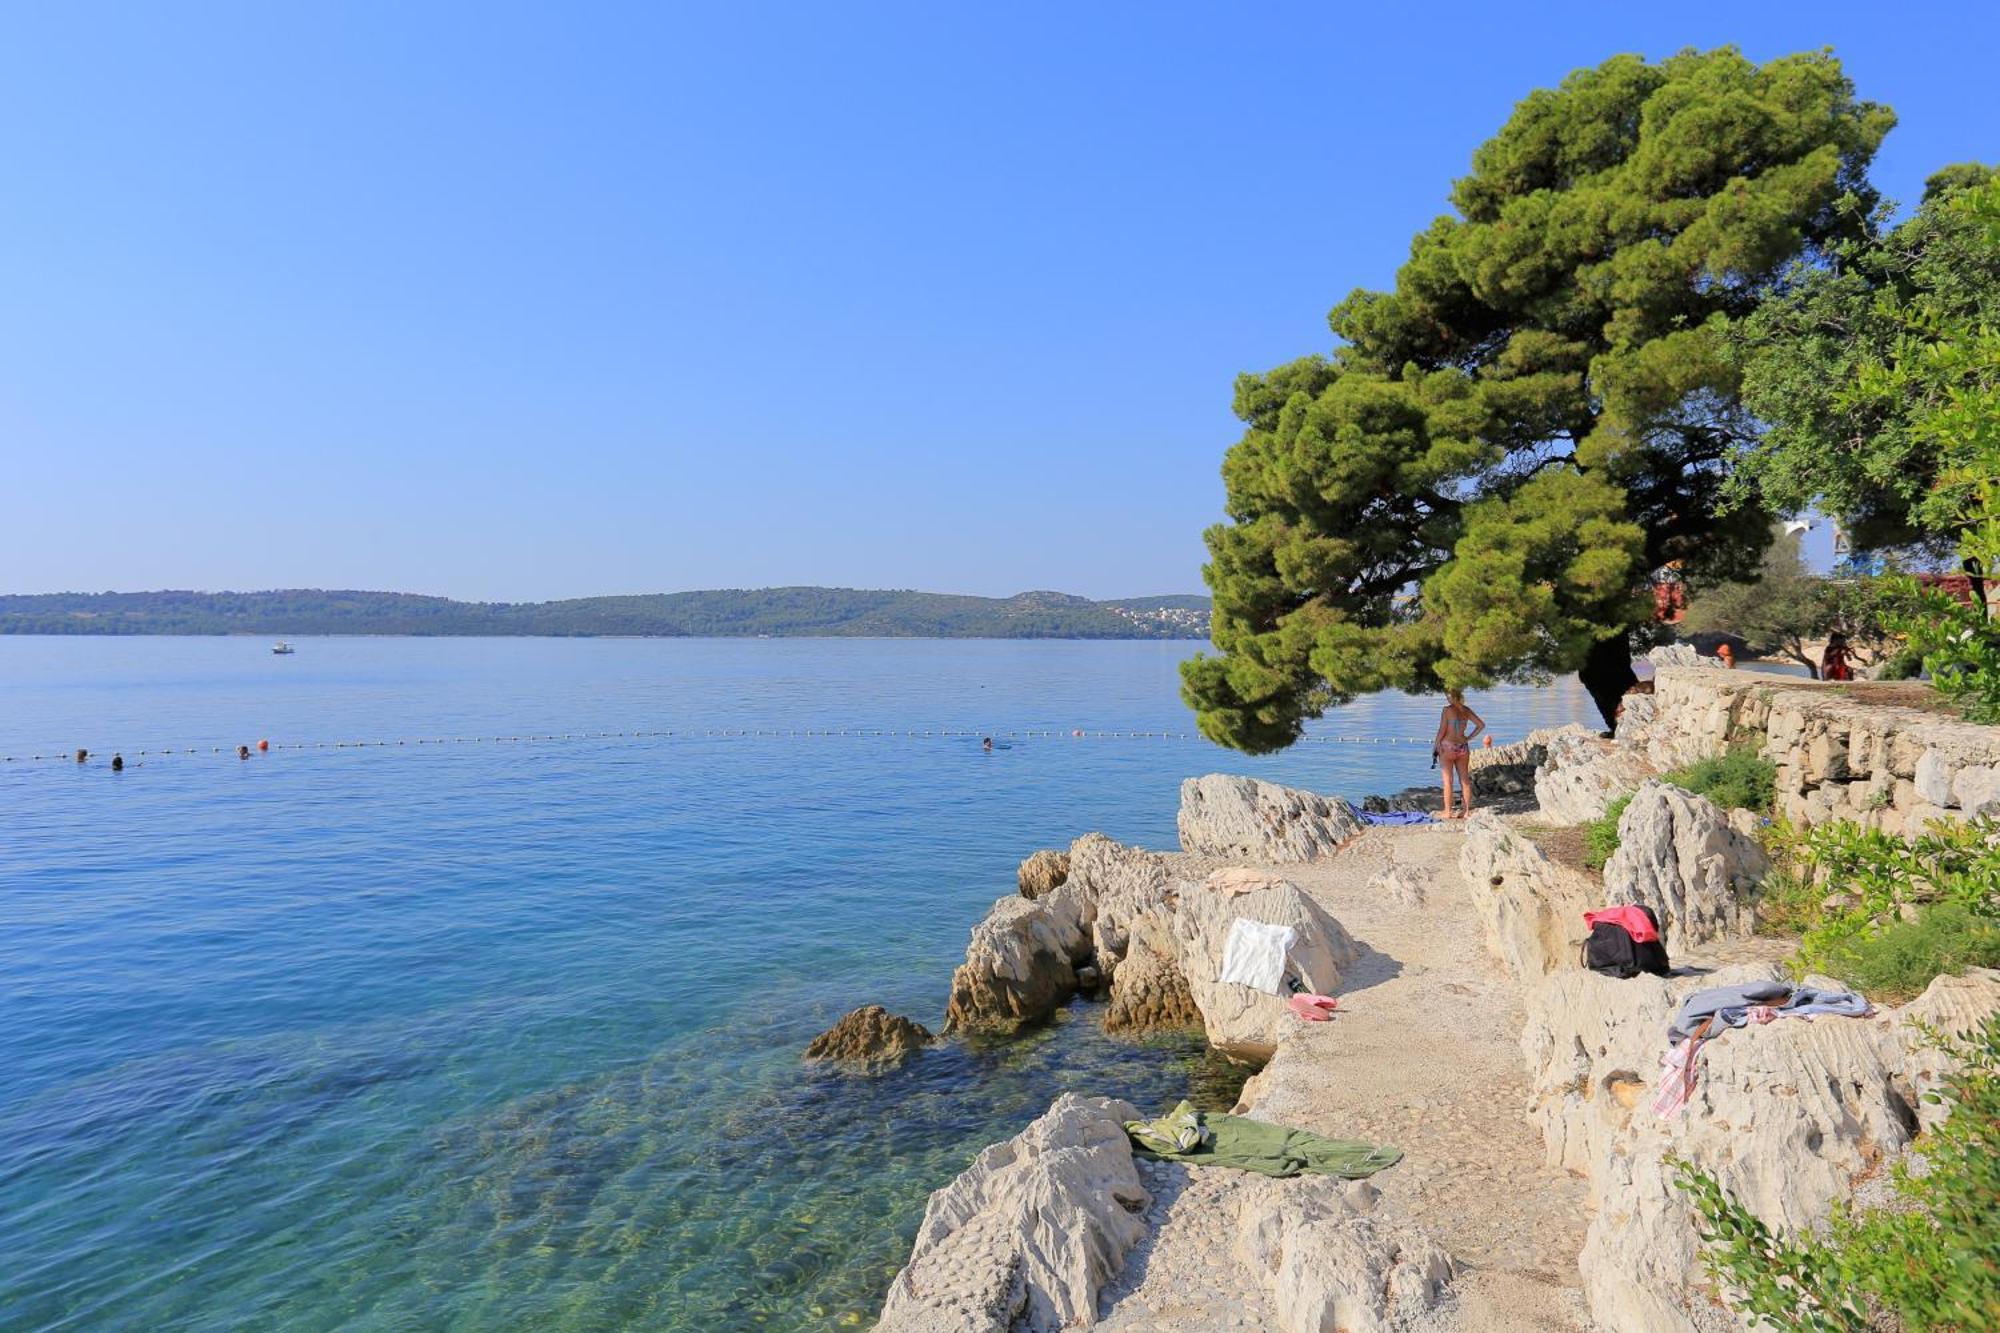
[
  {"left": 1125, "top": 1099, "right": 1212, "bottom": 1154},
  {"left": 1124, "top": 1102, "right": 1401, "bottom": 1179}
]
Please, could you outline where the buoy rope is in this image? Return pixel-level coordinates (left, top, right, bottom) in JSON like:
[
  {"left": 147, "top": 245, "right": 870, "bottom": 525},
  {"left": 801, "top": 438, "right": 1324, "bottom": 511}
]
[{"left": 3, "top": 727, "right": 1441, "bottom": 767}]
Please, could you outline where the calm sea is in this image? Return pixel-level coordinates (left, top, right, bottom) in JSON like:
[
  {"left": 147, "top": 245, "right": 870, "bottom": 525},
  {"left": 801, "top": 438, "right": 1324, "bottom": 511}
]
[{"left": 0, "top": 637, "right": 1592, "bottom": 1331}]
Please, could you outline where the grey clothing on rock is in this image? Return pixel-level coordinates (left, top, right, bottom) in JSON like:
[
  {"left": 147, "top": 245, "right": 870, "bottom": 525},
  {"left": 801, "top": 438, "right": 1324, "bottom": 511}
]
[
  {"left": 1667, "top": 981, "right": 1794, "bottom": 1045},
  {"left": 1777, "top": 986, "right": 1874, "bottom": 1022}
]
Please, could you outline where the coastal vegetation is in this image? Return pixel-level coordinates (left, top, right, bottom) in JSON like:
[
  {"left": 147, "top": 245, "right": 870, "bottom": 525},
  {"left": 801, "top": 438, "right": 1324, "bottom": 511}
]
[
  {"left": 1581, "top": 749, "right": 1778, "bottom": 869},
  {"left": 1756, "top": 814, "right": 2000, "bottom": 1001},
  {"left": 1676, "top": 1014, "right": 2000, "bottom": 1332},
  {"left": 1183, "top": 43, "right": 1999, "bottom": 743},
  {"left": 0, "top": 587, "right": 1211, "bottom": 640}
]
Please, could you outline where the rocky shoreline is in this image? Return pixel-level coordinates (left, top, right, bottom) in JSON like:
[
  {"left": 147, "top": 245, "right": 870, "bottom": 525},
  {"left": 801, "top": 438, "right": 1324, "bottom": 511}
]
[{"left": 817, "top": 667, "right": 2000, "bottom": 1331}]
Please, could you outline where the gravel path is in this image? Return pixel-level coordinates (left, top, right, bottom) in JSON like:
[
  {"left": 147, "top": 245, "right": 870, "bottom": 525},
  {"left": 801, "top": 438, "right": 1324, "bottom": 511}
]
[{"left": 1095, "top": 822, "right": 1593, "bottom": 1331}]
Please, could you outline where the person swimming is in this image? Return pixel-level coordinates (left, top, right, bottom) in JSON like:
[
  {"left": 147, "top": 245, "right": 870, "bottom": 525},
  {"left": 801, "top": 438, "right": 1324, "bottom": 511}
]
[
  {"left": 982, "top": 737, "right": 993, "bottom": 752},
  {"left": 1432, "top": 689, "right": 1487, "bottom": 820}
]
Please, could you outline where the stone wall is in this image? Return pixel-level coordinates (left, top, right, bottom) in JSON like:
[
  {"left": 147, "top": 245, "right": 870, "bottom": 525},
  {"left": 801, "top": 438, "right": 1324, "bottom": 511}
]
[{"left": 1621, "top": 668, "right": 2000, "bottom": 834}]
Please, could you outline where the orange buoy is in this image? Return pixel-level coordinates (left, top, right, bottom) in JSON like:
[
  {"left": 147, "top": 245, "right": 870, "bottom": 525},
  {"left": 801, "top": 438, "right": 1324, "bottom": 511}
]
[{"left": 258, "top": 739, "right": 270, "bottom": 752}]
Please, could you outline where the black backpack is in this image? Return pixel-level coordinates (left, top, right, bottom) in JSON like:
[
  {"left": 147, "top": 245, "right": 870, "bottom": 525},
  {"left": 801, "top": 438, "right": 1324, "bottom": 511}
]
[{"left": 1582, "top": 905, "right": 1670, "bottom": 979}]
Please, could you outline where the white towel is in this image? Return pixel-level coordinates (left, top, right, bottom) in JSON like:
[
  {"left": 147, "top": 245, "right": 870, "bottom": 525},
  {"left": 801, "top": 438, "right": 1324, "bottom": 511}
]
[{"left": 1219, "top": 918, "right": 1296, "bottom": 994}]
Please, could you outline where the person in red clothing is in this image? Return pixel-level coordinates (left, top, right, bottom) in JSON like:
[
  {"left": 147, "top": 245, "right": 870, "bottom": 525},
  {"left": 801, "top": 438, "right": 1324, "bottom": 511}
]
[{"left": 1821, "top": 631, "right": 1853, "bottom": 681}]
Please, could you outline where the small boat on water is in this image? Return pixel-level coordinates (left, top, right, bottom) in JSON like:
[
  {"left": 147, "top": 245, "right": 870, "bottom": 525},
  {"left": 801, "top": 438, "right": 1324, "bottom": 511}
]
[{"left": 272, "top": 641, "right": 296, "bottom": 655}]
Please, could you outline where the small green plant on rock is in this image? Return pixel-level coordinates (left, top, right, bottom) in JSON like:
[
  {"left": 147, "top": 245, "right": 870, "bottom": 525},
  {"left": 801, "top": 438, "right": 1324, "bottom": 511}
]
[
  {"left": 1582, "top": 750, "right": 1777, "bottom": 869},
  {"left": 1583, "top": 794, "right": 1633, "bottom": 870},
  {"left": 1675, "top": 1014, "right": 2000, "bottom": 1332}
]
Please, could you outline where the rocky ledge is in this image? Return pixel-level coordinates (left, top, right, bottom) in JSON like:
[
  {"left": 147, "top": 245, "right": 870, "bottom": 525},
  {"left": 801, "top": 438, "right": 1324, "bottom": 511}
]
[
  {"left": 1521, "top": 961, "right": 2000, "bottom": 1332},
  {"left": 944, "top": 781, "right": 1364, "bottom": 1062},
  {"left": 879, "top": 668, "right": 2000, "bottom": 1332},
  {"left": 1177, "top": 773, "right": 1362, "bottom": 861},
  {"left": 876, "top": 1094, "right": 1149, "bottom": 1332},
  {"left": 877, "top": 1093, "right": 1455, "bottom": 1333}
]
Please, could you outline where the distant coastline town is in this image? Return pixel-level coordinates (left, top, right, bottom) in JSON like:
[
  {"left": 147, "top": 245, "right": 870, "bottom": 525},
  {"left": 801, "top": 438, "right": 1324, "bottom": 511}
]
[{"left": 0, "top": 587, "right": 1214, "bottom": 640}]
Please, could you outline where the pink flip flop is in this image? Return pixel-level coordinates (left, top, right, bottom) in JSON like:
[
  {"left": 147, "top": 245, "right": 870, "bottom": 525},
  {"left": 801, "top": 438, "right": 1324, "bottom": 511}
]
[{"left": 1286, "top": 993, "right": 1339, "bottom": 1022}]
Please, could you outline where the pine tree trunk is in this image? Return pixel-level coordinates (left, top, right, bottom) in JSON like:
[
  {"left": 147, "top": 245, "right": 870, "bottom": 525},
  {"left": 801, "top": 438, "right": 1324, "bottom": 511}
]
[{"left": 1578, "top": 635, "right": 1637, "bottom": 733}]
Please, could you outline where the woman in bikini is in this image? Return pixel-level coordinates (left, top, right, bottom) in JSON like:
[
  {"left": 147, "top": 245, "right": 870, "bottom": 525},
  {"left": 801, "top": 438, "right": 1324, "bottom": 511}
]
[{"left": 1433, "top": 689, "right": 1486, "bottom": 819}]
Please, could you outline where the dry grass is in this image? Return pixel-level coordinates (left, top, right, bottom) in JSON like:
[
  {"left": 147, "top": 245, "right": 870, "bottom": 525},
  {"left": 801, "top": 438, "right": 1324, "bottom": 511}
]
[
  {"left": 1829, "top": 680, "right": 1958, "bottom": 716},
  {"left": 1515, "top": 822, "right": 1602, "bottom": 882}
]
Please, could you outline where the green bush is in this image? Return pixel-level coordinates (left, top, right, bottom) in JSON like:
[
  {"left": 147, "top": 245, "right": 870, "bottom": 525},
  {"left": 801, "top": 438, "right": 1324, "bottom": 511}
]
[
  {"left": 1664, "top": 749, "right": 1779, "bottom": 813},
  {"left": 1676, "top": 1014, "right": 2000, "bottom": 1332},
  {"left": 1583, "top": 794, "right": 1632, "bottom": 870},
  {"left": 1777, "top": 815, "right": 2000, "bottom": 999},
  {"left": 1815, "top": 902, "right": 2000, "bottom": 1004},
  {"left": 1582, "top": 750, "right": 1776, "bottom": 869}
]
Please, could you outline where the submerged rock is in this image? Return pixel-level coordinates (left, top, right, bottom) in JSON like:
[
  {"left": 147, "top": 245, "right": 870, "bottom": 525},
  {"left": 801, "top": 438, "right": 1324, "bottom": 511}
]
[
  {"left": 1602, "top": 780, "right": 1768, "bottom": 950},
  {"left": 876, "top": 1093, "right": 1147, "bottom": 1332},
  {"left": 802, "top": 1005, "right": 933, "bottom": 1071},
  {"left": 1017, "top": 848, "right": 1070, "bottom": 899},
  {"left": 1178, "top": 775, "right": 1362, "bottom": 862}
]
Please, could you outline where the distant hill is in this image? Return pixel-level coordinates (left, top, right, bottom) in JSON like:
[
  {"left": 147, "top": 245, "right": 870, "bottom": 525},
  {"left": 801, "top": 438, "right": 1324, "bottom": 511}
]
[{"left": 0, "top": 587, "right": 1214, "bottom": 640}]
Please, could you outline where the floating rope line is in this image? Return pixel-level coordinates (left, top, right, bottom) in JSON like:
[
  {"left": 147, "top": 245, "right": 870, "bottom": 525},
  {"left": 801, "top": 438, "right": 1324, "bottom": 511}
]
[{"left": 4, "top": 727, "right": 1438, "bottom": 767}]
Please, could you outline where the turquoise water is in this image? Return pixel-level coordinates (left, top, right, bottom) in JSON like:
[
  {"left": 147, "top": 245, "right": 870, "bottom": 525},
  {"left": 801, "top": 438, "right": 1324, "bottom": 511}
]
[{"left": 0, "top": 638, "right": 1592, "bottom": 1331}]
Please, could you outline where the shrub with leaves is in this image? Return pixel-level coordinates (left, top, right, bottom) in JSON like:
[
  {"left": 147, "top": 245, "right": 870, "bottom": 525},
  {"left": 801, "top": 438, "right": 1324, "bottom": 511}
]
[
  {"left": 1583, "top": 750, "right": 1777, "bottom": 868},
  {"left": 1675, "top": 1014, "right": 2000, "bottom": 1331},
  {"left": 1584, "top": 793, "right": 1633, "bottom": 871},
  {"left": 1757, "top": 814, "right": 2000, "bottom": 1000}
]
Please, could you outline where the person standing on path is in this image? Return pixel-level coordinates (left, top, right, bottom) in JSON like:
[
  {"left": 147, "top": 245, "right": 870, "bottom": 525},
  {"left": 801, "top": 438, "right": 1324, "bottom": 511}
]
[{"left": 1433, "top": 689, "right": 1486, "bottom": 820}]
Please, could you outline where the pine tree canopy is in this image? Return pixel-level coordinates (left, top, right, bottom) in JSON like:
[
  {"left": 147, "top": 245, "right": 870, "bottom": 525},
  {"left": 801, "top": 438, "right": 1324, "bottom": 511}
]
[{"left": 1184, "top": 47, "right": 1895, "bottom": 749}]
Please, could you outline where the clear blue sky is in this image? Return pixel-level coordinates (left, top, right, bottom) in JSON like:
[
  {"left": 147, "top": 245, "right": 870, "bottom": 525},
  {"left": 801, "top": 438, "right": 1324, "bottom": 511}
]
[{"left": 3, "top": 3, "right": 1993, "bottom": 601}]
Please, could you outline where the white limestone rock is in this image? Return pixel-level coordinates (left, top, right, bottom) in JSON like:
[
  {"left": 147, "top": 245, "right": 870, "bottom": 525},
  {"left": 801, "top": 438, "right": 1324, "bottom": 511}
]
[
  {"left": 1170, "top": 872, "right": 1361, "bottom": 1064},
  {"left": 1613, "top": 689, "right": 1660, "bottom": 743},
  {"left": 876, "top": 1093, "right": 1148, "bottom": 1332},
  {"left": 1457, "top": 812, "right": 1596, "bottom": 982},
  {"left": 1101, "top": 908, "right": 1203, "bottom": 1034},
  {"left": 1177, "top": 774, "right": 1362, "bottom": 862},
  {"left": 1646, "top": 643, "right": 1717, "bottom": 669},
  {"left": 1896, "top": 966, "right": 2000, "bottom": 1130},
  {"left": 1062, "top": 833, "right": 1179, "bottom": 983},
  {"left": 946, "top": 834, "right": 1192, "bottom": 1033},
  {"left": 944, "top": 888, "right": 1090, "bottom": 1034},
  {"left": 1232, "top": 1176, "right": 1455, "bottom": 1333},
  {"left": 1518, "top": 961, "right": 2000, "bottom": 1332},
  {"left": 1602, "top": 781, "right": 1769, "bottom": 951},
  {"left": 1534, "top": 729, "right": 1658, "bottom": 824}
]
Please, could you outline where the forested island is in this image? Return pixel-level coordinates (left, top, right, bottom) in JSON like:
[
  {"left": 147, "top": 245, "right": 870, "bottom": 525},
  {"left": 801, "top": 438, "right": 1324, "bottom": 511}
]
[{"left": 0, "top": 587, "right": 1212, "bottom": 639}]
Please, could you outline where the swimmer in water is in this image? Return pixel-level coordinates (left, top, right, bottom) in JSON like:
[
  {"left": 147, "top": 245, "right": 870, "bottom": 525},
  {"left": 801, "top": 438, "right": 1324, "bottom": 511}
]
[
  {"left": 111, "top": 754, "right": 124, "bottom": 772},
  {"left": 238, "top": 745, "right": 251, "bottom": 760},
  {"left": 982, "top": 737, "right": 993, "bottom": 752}
]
